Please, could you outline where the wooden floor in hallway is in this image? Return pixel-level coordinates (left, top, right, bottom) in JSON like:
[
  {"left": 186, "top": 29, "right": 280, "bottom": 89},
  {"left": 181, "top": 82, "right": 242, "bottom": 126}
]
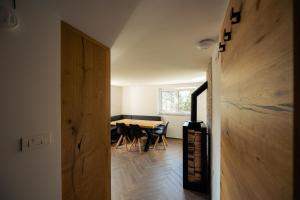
[{"left": 111, "top": 138, "right": 208, "bottom": 200}]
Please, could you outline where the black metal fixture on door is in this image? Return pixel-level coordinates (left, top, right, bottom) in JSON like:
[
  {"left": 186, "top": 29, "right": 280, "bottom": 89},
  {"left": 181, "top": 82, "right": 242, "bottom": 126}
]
[
  {"left": 219, "top": 42, "right": 226, "bottom": 52},
  {"left": 223, "top": 29, "right": 231, "bottom": 41},
  {"left": 230, "top": 8, "right": 241, "bottom": 24}
]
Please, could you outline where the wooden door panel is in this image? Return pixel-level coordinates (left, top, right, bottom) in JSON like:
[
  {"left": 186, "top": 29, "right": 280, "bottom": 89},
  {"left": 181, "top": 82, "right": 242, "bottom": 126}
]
[
  {"left": 61, "top": 22, "right": 110, "bottom": 200},
  {"left": 220, "top": 0, "right": 293, "bottom": 199}
]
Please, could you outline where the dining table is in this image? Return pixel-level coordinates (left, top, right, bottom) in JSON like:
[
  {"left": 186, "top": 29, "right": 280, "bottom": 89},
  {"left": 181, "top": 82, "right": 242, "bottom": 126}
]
[
  {"left": 110, "top": 119, "right": 164, "bottom": 151},
  {"left": 110, "top": 119, "right": 163, "bottom": 129}
]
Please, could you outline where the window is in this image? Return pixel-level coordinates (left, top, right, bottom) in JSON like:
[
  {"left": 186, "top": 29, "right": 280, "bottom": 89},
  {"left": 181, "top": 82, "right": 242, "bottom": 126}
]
[{"left": 159, "top": 88, "right": 195, "bottom": 115}]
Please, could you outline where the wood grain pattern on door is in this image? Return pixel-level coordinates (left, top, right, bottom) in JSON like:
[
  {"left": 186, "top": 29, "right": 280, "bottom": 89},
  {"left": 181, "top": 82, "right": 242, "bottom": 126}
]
[
  {"left": 220, "top": 0, "right": 293, "bottom": 199},
  {"left": 61, "top": 22, "right": 110, "bottom": 200}
]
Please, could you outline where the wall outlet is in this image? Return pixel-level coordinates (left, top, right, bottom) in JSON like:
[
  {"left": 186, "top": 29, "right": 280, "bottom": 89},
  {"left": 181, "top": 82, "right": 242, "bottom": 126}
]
[{"left": 21, "top": 132, "right": 52, "bottom": 152}]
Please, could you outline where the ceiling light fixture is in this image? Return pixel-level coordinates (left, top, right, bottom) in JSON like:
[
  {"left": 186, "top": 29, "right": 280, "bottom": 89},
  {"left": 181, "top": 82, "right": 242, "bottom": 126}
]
[{"left": 196, "top": 38, "right": 216, "bottom": 50}]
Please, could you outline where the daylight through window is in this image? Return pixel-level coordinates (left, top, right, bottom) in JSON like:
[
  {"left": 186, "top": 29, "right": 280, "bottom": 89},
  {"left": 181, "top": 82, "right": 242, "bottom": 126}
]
[{"left": 159, "top": 88, "right": 195, "bottom": 114}]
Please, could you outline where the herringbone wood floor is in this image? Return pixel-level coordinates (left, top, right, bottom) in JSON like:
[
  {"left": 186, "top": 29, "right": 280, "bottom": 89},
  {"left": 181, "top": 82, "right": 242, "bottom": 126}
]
[{"left": 111, "top": 139, "right": 208, "bottom": 200}]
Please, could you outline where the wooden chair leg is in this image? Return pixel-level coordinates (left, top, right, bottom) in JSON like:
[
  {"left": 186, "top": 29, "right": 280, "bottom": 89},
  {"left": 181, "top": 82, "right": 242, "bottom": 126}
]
[
  {"left": 127, "top": 136, "right": 132, "bottom": 143},
  {"left": 162, "top": 135, "right": 168, "bottom": 146},
  {"left": 129, "top": 138, "right": 136, "bottom": 151},
  {"left": 116, "top": 135, "right": 123, "bottom": 149},
  {"left": 138, "top": 138, "right": 142, "bottom": 153},
  {"left": 154, "top": 136, "right": 159, "bottom": 149}
]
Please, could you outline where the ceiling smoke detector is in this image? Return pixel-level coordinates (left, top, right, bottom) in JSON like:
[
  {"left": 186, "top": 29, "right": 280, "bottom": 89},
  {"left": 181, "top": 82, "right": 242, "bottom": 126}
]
[{"left": 196, "top": 39, "right": 216, "bottom": 50}]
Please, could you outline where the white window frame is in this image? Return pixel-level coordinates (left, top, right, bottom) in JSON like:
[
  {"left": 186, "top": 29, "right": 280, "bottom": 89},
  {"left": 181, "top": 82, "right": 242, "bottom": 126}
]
[{"left": 158, "top": 88, "right": 195, "bottom": 115}]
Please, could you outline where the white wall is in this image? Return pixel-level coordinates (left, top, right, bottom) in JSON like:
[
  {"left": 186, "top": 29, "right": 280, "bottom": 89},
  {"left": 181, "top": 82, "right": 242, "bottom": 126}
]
[
  {"left": 122, "top": 86, "right": 158, "bottom": 115},
  {"left": 0, "top": 1, "right": 61, "bottom": 200},
  {"left": 121, "top": 83, "right": 207, "bottom": 139},
  {"left": 0, "top": 1, "right": 140, "bottom": 199},
  {"left": 211, "top": 46, "right": 222, "bottom": 200},
  {"left": 111, "top": 86, "right": 123, "bottom": 116}
]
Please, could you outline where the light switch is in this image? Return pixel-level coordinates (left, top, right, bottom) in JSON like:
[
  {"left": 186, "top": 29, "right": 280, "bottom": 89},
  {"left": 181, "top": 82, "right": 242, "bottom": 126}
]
[{"left": 21, "top": 132, "right": 52, "bottom": 152}]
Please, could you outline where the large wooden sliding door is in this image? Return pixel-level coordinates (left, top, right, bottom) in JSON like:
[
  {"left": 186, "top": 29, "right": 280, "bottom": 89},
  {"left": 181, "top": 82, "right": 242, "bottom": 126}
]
[
  {"left": 220, "top": 0, "right": 293, "bottom": 199},
  {"left": 61, "top": 22, "right": 110, "bottom": 200}
]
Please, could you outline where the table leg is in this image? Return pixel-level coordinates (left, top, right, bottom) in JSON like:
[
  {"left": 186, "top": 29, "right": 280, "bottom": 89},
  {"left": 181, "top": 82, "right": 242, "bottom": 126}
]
[{"left": 144, "top": 129, "right": 153, "bottom": 152}]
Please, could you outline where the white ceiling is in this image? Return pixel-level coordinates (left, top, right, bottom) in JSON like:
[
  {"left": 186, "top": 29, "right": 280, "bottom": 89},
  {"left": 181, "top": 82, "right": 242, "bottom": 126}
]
[
  {"left": 111, "top": 0, "right": 228, "bottom": 86},
  {"left": 44, "top": 0, "right": 141, "bottom": 47},
  {"left": 44, "top": 0, "right": 227, "bottom": 86}
]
